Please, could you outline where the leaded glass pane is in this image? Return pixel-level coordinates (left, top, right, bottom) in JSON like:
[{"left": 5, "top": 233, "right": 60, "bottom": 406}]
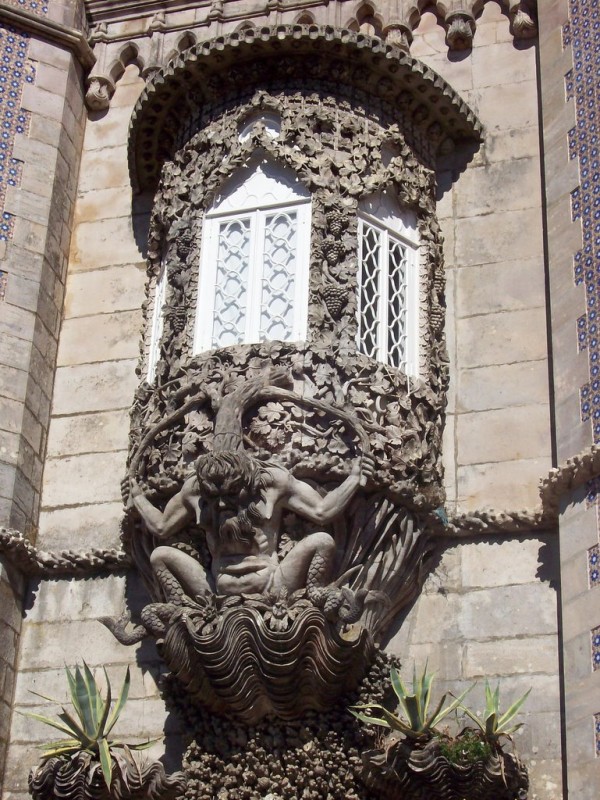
[
  {"left": 358, "top": 222, "right": 381, "bottom": 360},
  {"left": 212, "top": 217, "right": 251, "bottom": 347},
  {"left": 387, "top": 237, "right": 408, "bottom": 370},
  {"left": 259, "top": 211, "right": 298, "bottom": 341}
]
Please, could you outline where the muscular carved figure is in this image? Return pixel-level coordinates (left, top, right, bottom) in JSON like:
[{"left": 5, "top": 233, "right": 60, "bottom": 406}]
[{"left": 130, "top": 450, "right": 374, "bottom": 604}]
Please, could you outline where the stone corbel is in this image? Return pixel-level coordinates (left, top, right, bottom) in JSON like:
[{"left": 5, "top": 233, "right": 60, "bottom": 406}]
[
  {"left": 507, "top": 0, "right": 538, "bottom": 39},
  {"left": 444, "top": 10, "right": 476, "bottom": 50},
  {"left": 209, "top": 0, "right": 224, "bottom": 21},
  {"left": 382, "top": 21, "right": 413, "bottom": 53},
  {"left": 142, "top": 12, "right": 166, "bottom": 79},
  {"left": 85, "top": 74, "right": 115, "bottom": 111},
  {"left": 89, "top": 21, "right": 109, "bottom": 44}
]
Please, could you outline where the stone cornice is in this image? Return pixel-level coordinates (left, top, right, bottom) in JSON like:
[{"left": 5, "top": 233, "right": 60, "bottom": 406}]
[
  {"left": 539, "top": 444, "right": 600, "bottom": 515},
  {"left": 0, "top": 1, "right": 95, "bottom": 70},
  {"left": 85, "top": 0, "right": 207, "bottom": 25},
  {"left": 0, "top": 527, "right": 130, "bottom": 576}
]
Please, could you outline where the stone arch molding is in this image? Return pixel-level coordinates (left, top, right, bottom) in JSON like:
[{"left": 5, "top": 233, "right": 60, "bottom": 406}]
[{"left": 128, "top": 25, "right": 483, "bottom": 193}]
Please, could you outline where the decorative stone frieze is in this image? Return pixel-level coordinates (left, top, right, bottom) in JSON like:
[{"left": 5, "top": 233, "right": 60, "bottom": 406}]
[
  {"left": 82, "top": 2, "right": 537, "bottom": 111},
  {"left": 444, "top": 11, "right": 476, "bottom": 51}
]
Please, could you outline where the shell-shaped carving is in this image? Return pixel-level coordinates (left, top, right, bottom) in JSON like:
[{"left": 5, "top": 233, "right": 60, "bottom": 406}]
[
  {"left": 361, "top": 738, "right": 528, "bottom": 800},
  {"left": 29, "top": 752, "right": 185, "bottom": 800},
  {"left": 161, "top": 604, "right": 374, "bottom": 723}
]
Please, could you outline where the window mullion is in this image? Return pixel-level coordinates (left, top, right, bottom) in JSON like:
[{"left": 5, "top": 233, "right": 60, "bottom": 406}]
[
  {"left": 379, "top": 228, "right": 389, "bottom": 364},
  {"left": 294, "top": 204, "right": 310, "bottom": 340},
  {"left": 247, "top": 210, "right": 263, "bottom": 342},
  {"left": 406, "top": 245, "right": 420, "bottom": 377},
  {"left": 195, "top": 218, "right": 219, "bottom": 353}
]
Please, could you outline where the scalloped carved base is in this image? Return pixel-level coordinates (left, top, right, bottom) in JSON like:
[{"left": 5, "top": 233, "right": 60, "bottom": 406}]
[
  {"left": 160, "top": 599, "right": 375, "bottom": 724},
  {"left": 28, "top": 752, "right": 185, "bottom": 800},
  {"left": 361, "top": 738, "right": 528, "bottom": 800}
]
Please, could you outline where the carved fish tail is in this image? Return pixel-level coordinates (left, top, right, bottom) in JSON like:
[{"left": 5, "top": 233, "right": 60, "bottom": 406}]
[
  {"left": 140, "top": 603, "right": 173, "bottom": 639},
  {"left": 155, "top": 565, "right": 187, "bottom": 603},
  {"left": 98, "top": 614, "right": 148, "bottom": 646},
  {"left": 306, "top": 552, "right": 330, "bottom": 606}
]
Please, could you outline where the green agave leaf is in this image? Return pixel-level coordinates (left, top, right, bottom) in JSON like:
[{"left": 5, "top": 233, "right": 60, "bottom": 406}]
[
  {"left": 390, "top": 668, "right": 407, "bottom": 703},
  {"left": 502, "top": 722, "right": 524, "bottom": 735},
  {"left": 65, "top": 665, "right": 86, "bottom": 730},
  {"left": 39, "top": 743, "right": 82, "bottom": 759},
  {"left": 82, "top": 663, "right": 102, "bottom": 733},
  {"left": 105, "top": 667, "right": 130, "bottom": 737},
  {"left": 484, "top": 711, "right": 498, "bottom": 737},
  {"left": 349, "top": 708, "right": 393, "bottom": 729},
  {"left": 39, "top": 738, "right": 80, "bottom": 750},
  {"left": 73, "top": 665, "right": 96, "bottom": 736},
  {"left": 460, "top": 705, "right": 485, "bottom": 733},
  {"left": 431, "top": 684, "right": 474, "bottom": 729},
  {"left": 402, "top": 694, "right": 425, "bottom": 731},
  {"left": 113, "top": 738, "right": 162, "bottom": 751},
  {"left": 497, "top": 688, "right": 531, "bottom": 729},
  {"left": 421, "top": 669, "right": 434, "bottom": 720},
  {"left": 57, "top": 710, "right": 94, "bottom": 747},
  {"left": 22, "top": 711, "right": 81, "bottom": 740},
  {"left": 95, "top": 668, "right": 112, "bottom": 739},
  {"left": 29, "top": 690, "right": 61, "bottom": 704},
  {"left": 98, "top": 737, "right": 113, "bottom": 790},
  {"left": 426, "top": 692, "right": 448, "bottom": 729}
]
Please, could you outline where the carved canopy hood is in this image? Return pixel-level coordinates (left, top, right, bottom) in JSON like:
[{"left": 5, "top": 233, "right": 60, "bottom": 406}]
[
  {"left": 129, "top": 25, "right": 482, "bottom": 192},
  {"left": 115, "top": 25, "right": 483, "bottom": 724}
]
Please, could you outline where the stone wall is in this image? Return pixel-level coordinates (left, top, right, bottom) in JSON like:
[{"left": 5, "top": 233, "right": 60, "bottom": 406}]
[
  {"left": 0, "top": 2, "right": 565, "bottom": 799},
  {"left": 538, "top": 0, "right": 600, "bottom": 795},
  {"left": 0, "top": 0, "right": 87, "bottom": 790}
]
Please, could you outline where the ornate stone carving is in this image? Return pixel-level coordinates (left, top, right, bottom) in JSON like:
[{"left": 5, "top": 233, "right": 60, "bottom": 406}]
[
  {"left": 509, "top": 2, "right": 538, "bottom": 40},
  {"left": 444, "top": 12, "right": 476, "bottom": 51},
  {"left": 361, "top": 738, "right": 529, "bottom": 800},
  {"left": 143, "top": 90, "right": 447, "bottom": 389},
  {"left": 383, "top": 22, "right": 413, "bottom": 52},
  {"left": 0, "top": 527, "right": 130, "bottom": 576},
  {"left": 164, "top": 648, "right": 398, "bottom": 799},
  {"left": 29, "top": 752, "right": 185, "bottom": 800},
  {"left": 84, "top": 75, "right": 115, "bottom": 112},
  {"left": 108, "top": 367, "right": 436, "bottom": 719},
  {"left": 128, "top": 26, "right": 483, "bottom": 192}
]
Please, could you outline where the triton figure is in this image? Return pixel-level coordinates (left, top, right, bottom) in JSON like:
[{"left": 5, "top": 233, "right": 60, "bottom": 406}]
[{"left": 129, "top": 450, "right": 374, "bottom": 604}]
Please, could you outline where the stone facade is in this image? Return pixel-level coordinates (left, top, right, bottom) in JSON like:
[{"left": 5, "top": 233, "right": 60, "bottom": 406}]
[{"left": 0, "top": 1, "right": 597, "bottom": 798}]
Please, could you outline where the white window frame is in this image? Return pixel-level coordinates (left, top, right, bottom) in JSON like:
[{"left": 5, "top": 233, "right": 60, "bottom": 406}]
[
  {"left": 146, "top": 260, "right": 167, "bottom": 382},
  {"left": 193, "top": 159, "right": 311, "bottom": 354},
  {"left": 357, "top": 195, "right": 420, "bottom": 377}
]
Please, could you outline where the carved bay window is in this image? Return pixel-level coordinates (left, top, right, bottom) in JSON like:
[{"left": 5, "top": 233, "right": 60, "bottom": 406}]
[
  {"left": 357, "top": 191, "right": 420, "bottom": 377},
  {"left": 193, "top": 158, "right": 311, "bottom": 354}
]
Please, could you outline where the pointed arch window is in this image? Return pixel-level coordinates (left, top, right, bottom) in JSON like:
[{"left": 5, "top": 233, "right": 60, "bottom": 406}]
[
  {"left": 193, "top": 158, "right": 311, "bottom": 353},
  {"left": 357, "top": 191, "right": 420, "bottom": 376}
]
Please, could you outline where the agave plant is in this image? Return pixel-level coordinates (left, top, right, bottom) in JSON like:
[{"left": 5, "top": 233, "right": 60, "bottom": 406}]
[
  {"left": 350, "top": 664, "right": 473, "bottom": 741},
  {"left": 460, "top": 680, "right": 531, "bottom": 749},
  {"left": 25, "top": 662, "right": 156, "bottom": 790}
]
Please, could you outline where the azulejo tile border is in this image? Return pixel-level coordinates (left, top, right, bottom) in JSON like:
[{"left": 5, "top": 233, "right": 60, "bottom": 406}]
[
  {"left": 592, "top": 626, "right": 600, "bottom": 672},
  {"left": 566, "top": 2, "right": 600, "bottom": 443},
  {"left": 3, "top": 1, "right": 48, "bottom": 15},
  {"left": 0, "top": 22, "right": 35, "bottom": 242},
  {"left": 588, "top": 544, "right": 600, "bottom": 587}
]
